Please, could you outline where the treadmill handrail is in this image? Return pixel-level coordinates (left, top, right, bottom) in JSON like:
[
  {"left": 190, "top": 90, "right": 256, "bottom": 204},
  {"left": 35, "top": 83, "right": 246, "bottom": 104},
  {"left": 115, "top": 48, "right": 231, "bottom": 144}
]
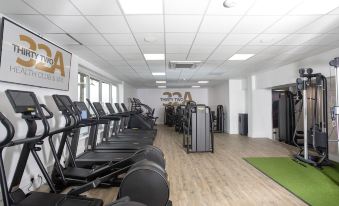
[
  {"left": 86, "top": 98, "right": 100, "bottom": 120},
  {"left": 68, "top": 164, "right": 131, "bottom": 196},
  {"left": 0, "top": 112, "right": 15, "bottom": 148}
]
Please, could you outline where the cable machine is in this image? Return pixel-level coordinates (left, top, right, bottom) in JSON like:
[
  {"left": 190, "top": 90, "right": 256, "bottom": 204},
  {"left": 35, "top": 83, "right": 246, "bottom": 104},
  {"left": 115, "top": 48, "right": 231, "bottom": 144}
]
[
  {"left": 294, "top": 68, "right": 329, "bottom": 166},
  {"left": 329, "top": 57, "right": 339, "bottom": 156},
  {"left": 182, "top": 103, "right": 214, "bottom": 153},
  {"left": 212, "top": 105, "right": 225, "bottom": 133}
]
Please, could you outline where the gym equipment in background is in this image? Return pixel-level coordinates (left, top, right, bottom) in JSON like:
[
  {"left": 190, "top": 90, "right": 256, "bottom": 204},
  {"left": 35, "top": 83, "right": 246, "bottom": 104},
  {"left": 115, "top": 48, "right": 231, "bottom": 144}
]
[
  {"left": 164, "top": 105, "right": 176, "bottom": 127},
  {"left": 329, "top": 57, "right": 339, "bottom": 159},
  {"left": 182, "top": 103, "right": 214, "bottom": 153},
  {"left": 174, "top": 104, "right": 186, "bottom": 133},
  {"left": 293, "top": 68, "right": 329, "bottom": 167},
  {"left": 129, "top": 98, "right": 158, "bottom": 130},
  {"left": 276, "top": 91, "right": 296, "bottom": 144},
  {"left": 239, "top": 113, "right": 248, "bottom": 136},
  {"left": 212, "top": 105, "right": 225, "bottom": 133}
]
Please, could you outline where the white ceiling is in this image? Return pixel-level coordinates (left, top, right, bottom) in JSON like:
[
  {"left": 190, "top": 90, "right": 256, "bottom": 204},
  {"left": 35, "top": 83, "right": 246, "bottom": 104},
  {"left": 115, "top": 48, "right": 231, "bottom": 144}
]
[{"left": 1, "top": 0, "right": 339, "bottom": 88}]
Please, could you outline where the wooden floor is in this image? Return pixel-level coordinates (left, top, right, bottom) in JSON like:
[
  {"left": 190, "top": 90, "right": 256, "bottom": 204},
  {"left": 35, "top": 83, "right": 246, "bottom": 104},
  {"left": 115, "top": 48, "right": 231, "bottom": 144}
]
[{"left": 64, "top": 125, "right": 306, "bottom": 206}]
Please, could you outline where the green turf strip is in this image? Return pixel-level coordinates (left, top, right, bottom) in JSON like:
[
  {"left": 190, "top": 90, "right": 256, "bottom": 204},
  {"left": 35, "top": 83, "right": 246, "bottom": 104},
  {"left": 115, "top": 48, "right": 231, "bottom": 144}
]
[{"left": 244, "top": 157, "right": 339, "bottom": 206}]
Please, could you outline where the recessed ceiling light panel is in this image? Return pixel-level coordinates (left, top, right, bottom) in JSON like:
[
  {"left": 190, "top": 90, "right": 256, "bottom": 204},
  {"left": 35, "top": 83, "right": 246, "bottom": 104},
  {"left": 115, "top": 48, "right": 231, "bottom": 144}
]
[
  {"left": 119, "top": 0, "right": 163, "bottom": 14},
  {"left": 144, "top": 53, "right": 165, "bottom": 60},
  {"left": 152, "top": 72, "right": 166, "bottom": 76},
  {"left": 228, "top": 53, "right": 255, "bottom": 61},
  {"left": 156, "top": 80, "right": 166, "bottom": 84},
  {"left": 192, "top": 85, "right": 201, "bottom": 88},
  {"left": 198, "top": 81, "right": 209, "bottom": 84},
  {"left": 158, "top": 85, "right": 166, "bottom": 88}
]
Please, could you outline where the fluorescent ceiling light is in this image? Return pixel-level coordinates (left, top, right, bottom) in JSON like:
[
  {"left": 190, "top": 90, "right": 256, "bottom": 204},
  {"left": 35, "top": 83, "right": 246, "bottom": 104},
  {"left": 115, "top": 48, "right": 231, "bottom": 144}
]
[
  {"left": 156, "top": 80, "right": 166, "bottom": 84},
  {"left": 152, "top": 72, "right": 166, "bottom": 76},
  {"left": 290, "top": 0, "right": 339, "bottom": 15},
  {"left": 119, "top": 0, "right": 163, "bottom": 14},
  {"left": 144, "top": 53, "right": 165, "bottom": 60},
  {"left": 198, "top": 81, "right": 209, "bottom": 84},
  {"left": 228, "top": 54, "right": 255, "bottom": 61},
  {"left": 170, "top": 60, "right": 202, "bottom": 63},
  {"left": 192, "top": 85, "right": 201, "bottom": 88},
  {"left": 158, "top": 86, "right": 166, "bottom": 88}
]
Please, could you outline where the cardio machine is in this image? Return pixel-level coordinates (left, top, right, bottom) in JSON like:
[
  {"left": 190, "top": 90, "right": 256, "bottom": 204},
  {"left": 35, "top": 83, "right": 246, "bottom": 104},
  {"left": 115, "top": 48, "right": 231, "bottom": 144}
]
[
  {"left": 128, "top": 98, "right": 158, "bottom": 130},
  {"left": 113, "top": 102, "right": 157, "bottom": 137},
  {"left": 90, "top": 101, "right": 154, "bottom": 150},
  {"left": 51, "top": 95, "right": 164, "bottom": 169},
  {"left": 2, "top": 90, "right": 146, "bottom": 206}
]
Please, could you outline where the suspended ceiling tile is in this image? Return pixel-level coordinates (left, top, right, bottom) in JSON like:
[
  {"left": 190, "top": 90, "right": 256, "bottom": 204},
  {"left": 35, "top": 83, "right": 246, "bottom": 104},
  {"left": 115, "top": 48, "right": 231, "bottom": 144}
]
[
  {"left": 70, "top": 0, "right": 122, "bottom": 15},
  {"left": 47, "top": 15, "right": 97, "bottom": 33},
  {"left": 87, "top": 16, "right": 130, "bottom": 33},
  {"left": 24, "top": 0, "right": 80, "bottom": 15}
]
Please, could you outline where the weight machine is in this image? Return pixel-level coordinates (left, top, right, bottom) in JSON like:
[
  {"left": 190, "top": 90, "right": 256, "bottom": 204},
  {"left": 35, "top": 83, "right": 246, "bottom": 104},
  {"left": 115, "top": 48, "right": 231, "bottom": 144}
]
[
  {"left": 182, "top": 103, "right": 214, "bottom": 153},
  {"left": 294, "top": 68, "right": 329, "bottom": 166}
]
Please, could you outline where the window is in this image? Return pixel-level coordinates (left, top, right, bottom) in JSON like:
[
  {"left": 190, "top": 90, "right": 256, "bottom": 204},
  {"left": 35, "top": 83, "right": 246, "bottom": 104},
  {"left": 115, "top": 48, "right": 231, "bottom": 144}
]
[
  {"left": 102, "top": 82, "right": 110, "bottom": 103},
  {"left": 77, "top": 73, "right": 88, "bottom": 102},
  {"left": 90, "top": 78, "right": 100, "bottom": 102},
  {"left": 112, "top": 85, "right": 118, "bottom": 103}
]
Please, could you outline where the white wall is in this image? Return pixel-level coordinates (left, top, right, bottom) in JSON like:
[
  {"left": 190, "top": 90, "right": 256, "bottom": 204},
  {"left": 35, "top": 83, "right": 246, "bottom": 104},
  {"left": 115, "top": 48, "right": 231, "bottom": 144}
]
[
  {"left": 247, "top": 76, "right": 272, "bottom": 138},
  {"left": 137, "top": 88, "right": 209, "bottom": 124},
  {"left": 118, "top": 82, "right": 137, "bottom": 110},
  {"left": 255, "top": 47, "right": 339, "bottom": 89},
  {"left": 208, "top": 79, "right": 247, "bottom": 134},
  {"left": 208, "top": 81, "right": 229, "bottom": 132},
  {"left": 228, "top": 79, "right": 247, "bottom": 134}
]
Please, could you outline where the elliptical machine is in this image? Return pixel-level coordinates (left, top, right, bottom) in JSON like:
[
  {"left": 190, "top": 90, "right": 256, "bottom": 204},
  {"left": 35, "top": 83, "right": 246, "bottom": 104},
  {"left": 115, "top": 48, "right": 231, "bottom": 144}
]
[{"left": 294, "top": 68, "right": 329, "bottom": 166}]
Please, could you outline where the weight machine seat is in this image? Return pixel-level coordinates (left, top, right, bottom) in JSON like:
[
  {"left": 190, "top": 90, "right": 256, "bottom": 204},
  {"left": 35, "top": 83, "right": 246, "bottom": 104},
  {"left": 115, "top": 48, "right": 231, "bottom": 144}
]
[{"left": 17, "top": 192, "right": 103, "bottom": 206}]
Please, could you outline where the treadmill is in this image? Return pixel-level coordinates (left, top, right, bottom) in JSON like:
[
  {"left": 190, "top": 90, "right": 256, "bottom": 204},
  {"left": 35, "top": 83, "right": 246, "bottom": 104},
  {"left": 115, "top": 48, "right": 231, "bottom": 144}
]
[
  {"left": 106, "top": 103, "right": 156, "bottom": 137},
  {"left": 120, "top": 103, "right": 157, "bottom": 136},
  {"left": 52, "top": 97, "right": 134, "bottom": 167},
  {"left": 82, "top": 100, "right": 154, "bottom": 143},
  {"left": 91, "top": 102, "right": 152, "bottom": 150}
]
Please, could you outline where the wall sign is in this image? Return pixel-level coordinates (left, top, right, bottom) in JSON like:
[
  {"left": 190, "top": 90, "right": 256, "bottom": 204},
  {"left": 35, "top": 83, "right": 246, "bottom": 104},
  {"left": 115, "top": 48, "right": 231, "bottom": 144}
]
[
  {"left": 160, "top": 91, "right": 193, "bottom": 106},
  {"left": 0, "top": 18, "right": 72, "bottom": 90}
]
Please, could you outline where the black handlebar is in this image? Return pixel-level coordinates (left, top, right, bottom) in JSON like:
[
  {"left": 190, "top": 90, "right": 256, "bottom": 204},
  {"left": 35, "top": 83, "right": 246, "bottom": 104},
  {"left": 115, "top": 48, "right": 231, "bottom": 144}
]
[
  {"left": 86, "top": 99, "right": 100, "bottom": 120},
  {"left": 0, "top": 112, "right": 15, "bottom": 148},
  {"left": 40, "top": 104, "right": 54, "bottom": 119}
]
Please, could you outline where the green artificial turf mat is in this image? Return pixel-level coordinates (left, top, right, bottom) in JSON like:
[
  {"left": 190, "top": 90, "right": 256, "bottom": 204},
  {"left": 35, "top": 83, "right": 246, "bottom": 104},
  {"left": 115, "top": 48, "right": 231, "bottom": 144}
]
[{"left": 244, "top": 157, "right": 339, "bottom": 206}]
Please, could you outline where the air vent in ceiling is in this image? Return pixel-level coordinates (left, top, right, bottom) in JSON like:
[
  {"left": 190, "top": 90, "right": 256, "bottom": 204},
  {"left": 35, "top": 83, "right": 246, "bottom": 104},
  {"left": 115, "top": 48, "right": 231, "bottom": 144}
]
[{"left": 168, "top": 61, "right": 202, "bottom": 70}]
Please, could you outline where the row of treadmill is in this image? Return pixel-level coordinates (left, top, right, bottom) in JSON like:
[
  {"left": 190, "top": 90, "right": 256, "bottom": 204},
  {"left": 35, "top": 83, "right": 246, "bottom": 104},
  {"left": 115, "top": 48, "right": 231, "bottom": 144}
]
[{"left": 0, "top": 91, "right": 171, "bottom": 206}]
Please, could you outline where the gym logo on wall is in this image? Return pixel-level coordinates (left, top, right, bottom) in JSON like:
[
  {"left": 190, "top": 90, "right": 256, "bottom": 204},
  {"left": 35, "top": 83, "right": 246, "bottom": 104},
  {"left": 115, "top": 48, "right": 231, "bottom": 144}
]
[
  {"left": 160, "top": 92, "right": 192, "bottom": 106},
  {"left": 12, "top": 35, "right": 66, "bottom": 76},
  {"left": 0, "top": 18, "right": 71, "bottom": 90}
]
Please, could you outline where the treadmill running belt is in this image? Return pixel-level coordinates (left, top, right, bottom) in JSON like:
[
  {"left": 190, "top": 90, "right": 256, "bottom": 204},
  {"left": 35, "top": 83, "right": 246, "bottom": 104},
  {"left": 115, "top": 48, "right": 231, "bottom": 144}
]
[
  {"left": 17, "top": 192, "right": 102, "bottom": 206},
  {"left": 77, "top": 151, "right": 131, "bottom": 162}
]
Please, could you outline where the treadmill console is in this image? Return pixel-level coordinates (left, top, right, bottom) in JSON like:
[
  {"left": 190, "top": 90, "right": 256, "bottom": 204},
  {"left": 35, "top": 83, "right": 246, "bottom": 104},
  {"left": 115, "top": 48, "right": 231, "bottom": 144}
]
[
  {"left": 93, "top": 102, "right": 106, "bottom": 116},
  {"left": 105, "top": 103, "right": 115, "bottom": 114},
  {"left": 6, "top": 90, "right": 37, "bottom": 113},
  {"left": 121, "top": 103, "right": 128, "bottom": 112},
  {"left": 115, "top": 103, "right": 123, "bottom": 113},
  {"left": 74, "top": 102, "right": 90, "bottom": 119}
]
